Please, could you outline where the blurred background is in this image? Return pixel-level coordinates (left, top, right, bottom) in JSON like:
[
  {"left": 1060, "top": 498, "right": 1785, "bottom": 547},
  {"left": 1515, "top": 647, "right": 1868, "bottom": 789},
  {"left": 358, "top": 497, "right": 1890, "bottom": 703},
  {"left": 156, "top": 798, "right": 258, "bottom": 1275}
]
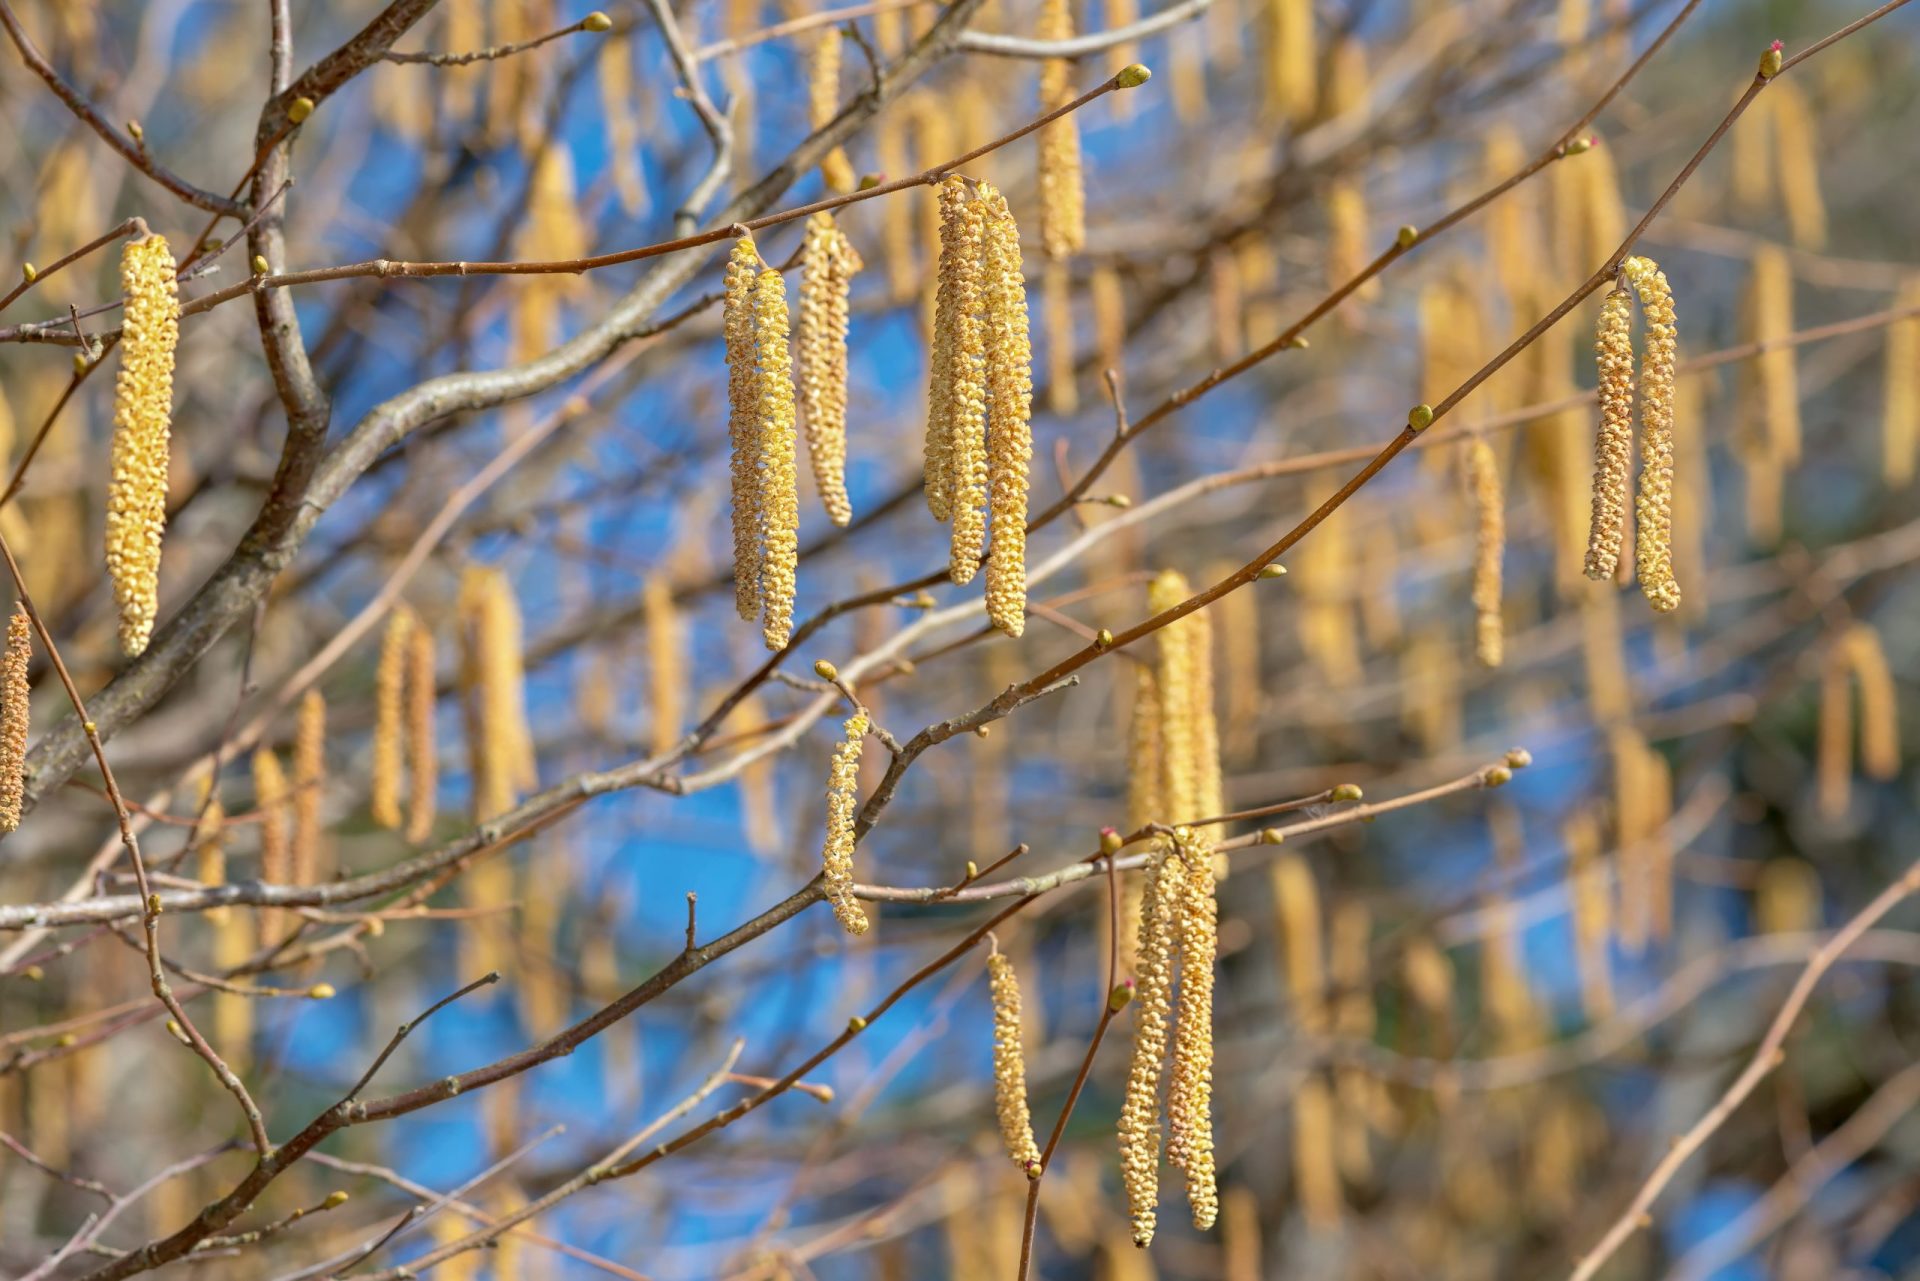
[{"left": 3, "top": 0, "right": 1920, "bottom": 1276}]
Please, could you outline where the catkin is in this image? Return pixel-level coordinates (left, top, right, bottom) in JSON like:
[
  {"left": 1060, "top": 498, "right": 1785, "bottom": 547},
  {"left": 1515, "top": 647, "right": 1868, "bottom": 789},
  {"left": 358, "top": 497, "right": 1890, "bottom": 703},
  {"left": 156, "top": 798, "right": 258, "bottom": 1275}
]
[
  {"left": 754, "top": 267, "right": 800, "bottom": 650},
  {"left": 809, "top": 28, "right": 856, "bottom": 193},
  {"left": 405, "top": 621, "right": 438, "bottom": 842},
  {"left": 0, "top": 604, "right": 27, "bottom": 833},
  {"left": 106, "top": 233, "right": 179, "bottom": 657},
  {"left": 1466, "top": 439, "right": 1505, "bottom": 667},
  {"left": 1769, "top": 80, "right": 1827, "bottom": 251},
  {"left": 981, "top": 186, "right": 1033, "bottom": 637},
  {"left": 1264, "top": 0, "right": 1316, "bottom": 122},
  {"left": 1035, "top": 0, "right": 1085, "bottom": 259},
  {"left": 987, "top": 949, "right": 1043, "bottom": 1172},
  {"left": 252, "top": 748, "right": 290, "bottom": 942},
  {"left": 1624, "top": 256, "right": 1681, "bottom": 611},
  {"left": 1849, "top": 624, "right": 1901, "bottom": 781},
  {"left": 1293, "top": 1075, "right": 1342, "bottom": 1231},
  {"left": 195, "top": 783, "right": 227, "bottom": 924},
  {"left": 797, "top": 212, "right": 860, "bottom": 526},
  {"left": 726, "top": 238, "right": 767, "bottom": 621},
  {"left": 1751, "top": 245, "right": 1801, "bottom": 465},
  {"left": 461, "top": 567, "right": 536, "bottom": 819},
  {"left": 1118, "top": 846, "right": 1182, "bottom": 1246},
  {"left": 1884, "top": 283, "right": 1920, "bottom": 486},
  {"left": 1271, "top": 853, "right": 1325, "bottom": 1032},
  {"left": 644, "top": 576, "right": 685, "bottom": 758},
  {"left": 292, "top": 690, "right": 326, "bottom": 887},
  {"left": 822, "top": 711, "right": 870, "bottom": 935},
  {"left": 1564, "top": 811, "right": 1614, "bottom": 1021},
  {"left": 1817, "top": 642, "right": 1853, "bottom": 820},
  {"left": 1585, "top": 286, "right": 1635, "bottom": 580},
  {"left": 371, "top": 608, "right": 412, "bottom": 831},
  {"left": 936, "top": 182, "right": 991, "bottom": 581},
  {"left": 1166, "top": 829, "right": 1219, "bottom": 1229}
]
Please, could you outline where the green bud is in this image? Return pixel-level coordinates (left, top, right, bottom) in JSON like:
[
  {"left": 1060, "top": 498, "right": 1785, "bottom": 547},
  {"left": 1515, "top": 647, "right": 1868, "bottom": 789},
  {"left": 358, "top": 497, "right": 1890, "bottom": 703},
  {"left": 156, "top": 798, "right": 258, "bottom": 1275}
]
[
  {"left": 1408, "top": 404, "right": 1434, "bottom": 431},
  {"left": 1114, "top": 64, "right": 1152, "bottom": 89},
  {"left": 583, "top": 11, "right": 614, "bottom": 32}
]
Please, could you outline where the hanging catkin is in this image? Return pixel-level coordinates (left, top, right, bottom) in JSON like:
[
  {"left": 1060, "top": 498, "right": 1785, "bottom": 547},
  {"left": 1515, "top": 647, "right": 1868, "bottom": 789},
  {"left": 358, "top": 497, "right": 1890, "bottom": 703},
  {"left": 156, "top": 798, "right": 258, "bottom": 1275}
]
[
  {"left": 1293, "top": 1075, "right": 1342, "bottom": 1230},
  {"left": 1884, "top": 283, "right": 1920, "bottom": 487},
  {"left": 1118, "top": 844, "right": 1180, "bottom": 1246},
  {"left": 929, "top": 179, "right": 991, "bottom": 580},
  {"left": 821, "top": 711, "right": 870, "bottom": 935},
  {"left": 1624, "top": 256, "right": 1681, "bottom": 611},
  {"left": 726, "top": 238, "right": 767, "bottom": 622},
  {"left": 371, "top": 608, "right": 412, "bottom": 831},
  {"left": 981, "top": 185, "right": 1033, "bottom": 637},
  {"left": 599, "top": 33, "right": 647, "bottom": 216},
  {"left": 292, "top": 690, "right": 326, "bottom": 887},
  {"left": 107, "top": 233, "right": 179, "bottom": 657},
  {"left": 1585, "top": 285, "right": 1635, "bottom": 580},
  {"left": 1466, "top": 438, "right": 1505, "bottom": 667},
  {"left": 0, "top": 604, "right": 27, "bottom": 833},
  {"left": 987, "top": 948, "right": 1043, "bottom": 1172},
  {"left": 252, "top": 748, "right": 290, "bottom": 943},
  {"left": 1035, "top": 0, "right": 1085, "bottom": 259},
  {"left": 1166, "top": 828, "right": 1219, "bottom": 1230},
  {"left": 754, "top": 266, "right": 800, "bottom": 650},
  {"left": 644, "top": 576, "right": 685, "bottom": 758},
  {"left": 195, "top": 781, "right": 227, "bottom": 924},
  {"left": 1848, "top": 624, "right": 1900, "bottom": 781},
  {"left": 1264, "top": 0, "right": 1316, "bottom": 122},
  {"left": 1270, "top": 852, "right": 1325, "bottom": 1032},
  {"left": 1768, "top": 80, "right": 1827, "bottom": 250},
  {"left": 405, "top": 621, "right": 438, "bottom": 842},
  {"left": 1121, "top": 664, "right": 1163, "bottom": 978},
  {"left": 1750, "top": 245, "right": 1801, "bottom": 465},
  {"left": 460, "top": 567, "right": 536, "bottom": 819},
  {"left": 797, "top": 212, "right": 860, "bottom": 526},
  {"left": 1564, "top": 810, "right": 1614, "bottom": 1021},
  {"left": 809, "top": 28, "right": 856, "bottom": 194}
]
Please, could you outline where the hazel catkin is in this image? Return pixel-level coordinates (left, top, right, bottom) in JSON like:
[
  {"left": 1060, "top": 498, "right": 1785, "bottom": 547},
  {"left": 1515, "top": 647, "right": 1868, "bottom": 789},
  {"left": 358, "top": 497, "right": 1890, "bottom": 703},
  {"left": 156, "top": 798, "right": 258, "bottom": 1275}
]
[
  {"left": 726, "top": 238, "right": 767, "bottom": 622},
  {"left": 754, "top": 267, "right": 800, "bottom": 650},
  {"left": 987, "top": 949, "right": 1043, "bottom": 1173},
  {"left": 0, "top": 604, "right": 28, "bottom": 833},
  {"left": 822, "top": 711, "right": 870, "bottom": 935},
  {"left": 1466, "top": 438, "right": 1505, "bottom": 667},
  {"left": 107, "top": 233, "right": 180, "bottom": 657},
  {"left": 1585, "top": 285, "right": 1635, "bottom": 581},
  {"left": 797, "top": 212, "right": 860, "bottom": 527},
  {"left": 371, "top": 608, "right": 412, "bottom": 831},
  {"left": 1035, "top": 0, "right": 1086, "bottom": 259},
  {"left": 1624, "top": 256, "right": 1680, "bottom": 611},
  {"left": 980, "top": 185, "right": 1033, "bottom": 637}
]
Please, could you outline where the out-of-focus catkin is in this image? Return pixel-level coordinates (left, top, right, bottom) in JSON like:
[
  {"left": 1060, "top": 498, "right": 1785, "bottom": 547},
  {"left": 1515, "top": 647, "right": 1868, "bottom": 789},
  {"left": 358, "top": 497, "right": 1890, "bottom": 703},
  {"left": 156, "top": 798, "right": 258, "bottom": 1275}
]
[
  {"left": 644, "top": 577, "right": 685, "bottom": 758},
  {"left": 1624, "top": 256, "right": 1681, "bottom": 611},
  {"left": 1564, "top": 810, "right": 1614, "bottom": 1021},
  {"left": 1264, "top": 0, "right": 1316, "bottom": 122},
  {"left": 0, "top": 604, "right": 28, "bottom": 833},
  {"left": 1586, "top": 285, "right": 1634, "bottom": 580},
  {"left": 1293, "top": 1074, "right": 1342, "bottom": 1231},
  {"left": 822, "top": 711, "right": 870, "bottom": 935},
  {"left": 252, "top": 748, "right": 290, "bottom": 942},
  {"left": 371, "top": 608, "right": 412, "bottom": 831},
  {"left": 1466, "top": 439, "right": 1505, "bottom": 667},
  {"left": 292, "top": 690, "right": 326, "bottom": 887},
  {"left": 987, "top": 949, "right": 1042, "bottom": 1173},
  {"left": 1271, "top": 852, "right": 1325, "bottom": 1032},
  {"left": 1035, "top": 0, "right": 1085, "bottom": 259},
  {"left": 1883, "top": 283, "right": 1920, "bottom": 487},
  {"left": 195, "top": 782, "right": 227, "bottom": 924},
  {"left": 1769, "top": 80, "right": 1827, "bottom": 251},
  {"left": 1750, "top": 245, "right": 1801, "bottom": 465},
  {"left": 754, "top": 267, "right": 800, "bottom": 650},
  {"left": 1849, "top": 624, "right": 1900, "bottom": 781},
  {"left": 405, "top": 621, "right": 437, "bottom": 842},
  {"left": 797, "top": 212, "right": 860, "bottom": 526},
  {"left": 809, "top": 28, "right": 856, "bottom": 193},
  {"left": 981, "top": 186, "right": 1033, "bottom": 637},
  {"left": 107, "top": 233, "right": 179, "bottom": 657},
  {"left": 460, "top": 567, "right": 536, "bottom": 819}
]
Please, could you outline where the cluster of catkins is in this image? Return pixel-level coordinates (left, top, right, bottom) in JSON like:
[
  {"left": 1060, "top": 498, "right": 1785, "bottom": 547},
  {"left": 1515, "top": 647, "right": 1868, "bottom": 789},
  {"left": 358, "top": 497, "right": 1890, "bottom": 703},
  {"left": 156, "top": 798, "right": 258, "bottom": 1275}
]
[
  {"left": 924, "top": 177, "right": 1034, "bottom": 638},
  {"left": 1118, "top": 569, "right": 1224, "bottom": 1244},
  {"left": 1586, "top": 255, "right": 1681, "bottom": 612}
]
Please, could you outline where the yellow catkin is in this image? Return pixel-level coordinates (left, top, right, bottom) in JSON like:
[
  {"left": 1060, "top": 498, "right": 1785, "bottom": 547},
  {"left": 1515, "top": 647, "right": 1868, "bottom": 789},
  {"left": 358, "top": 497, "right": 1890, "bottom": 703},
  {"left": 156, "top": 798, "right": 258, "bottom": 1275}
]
[
  {"left": 980, "top": 185, "right": 1033, "bottom": 637},
  {"left": 1751, "top": 245, "right": 1801, "bottom": 465},
  {"left": 460, "top": 567, "right": 536, "bottom": 820},
  {"left": 1882, "top": 283, "right": 1920, "bottom": 486},
  {"left": 599, "top": 35, "right": 647, "bottom": 217},
  {"left": 1166, "top": 829, "right": 1219, "bottom": 1229},
  {"left": 1466, "top": 438, "right": 1505, "bottom": 667},
  {"left": 510, "top": 149, "right": 589, "bottom": 362},
  {"left": 0, "top": 604, "right": 28, "bottom": 833},
  {"left": 1585, "top": 286, "right": 1635, "bottom": 580},
  {"left": 932, "top": 184, "right": 991, "bottom": 584},
  {"left": 371, "top": 608, "right": 413, "bottom": 831},
  {"left": 1035, "top": 0, "right": 1085, "bottom": 260},
  {"left": 797, "top": 212, "right": 860, "bottom": 526},
  {"left": 1849, "top": 624, "right": 1901, "bottom": 781},
  {"left": 252, "top": 748, "right": 290, "bottom": 943},
  {"left": 754, "top": 267, "right": 800, "bottom": 650},
  {"left": 1564, "top": 810, "right": 1614, "bottom": 1021},
  {"left": 1045, "top": 259, "right": 1078, "bottom": 415},
  {"left": 1625, "top": 256, "right": 1681, "bottom": 611},
  {"left": 1119, "top": 845, "right": 1181, "bottom": 1246},
  {"left": 291, "top": 690, "right": 326, "bottom": 887},
  {"left": 1121, "top": 664, "right": 1164, "bottom": 978},
  {"left": 107, "top": 234, "right": 179, "bottom": 657},
  {"left": 644, "top": 576, "right": 685, "bottom": 758},
  {"left": 1769, "top": 80, "right": 1827, "bottom": 251},
  {"left": 1293, "top": 1075, "right": 1342, "bottom": 1231},
  {"left": 726, "top": 238, "right": 767, "bottom": 621},
  {"left": 1265, "top": 0, "right": 1315, "bottom": 122},
  {"left": 1221, "top": 1184, "right": 1261, "bottom": 1281},
  {"left": 211, "top": 886, "right": 252, "bottom": 1072},
  {"left": 195, "top": 780, "right": 227, "bottom": 924},
  {"left": 1325, "top": 179, "right": 1370, "bottom": 297},
  {"left": 810, "top": 28, "right": 856, "bottom": 193},
  {"left": 1090, "top": 263, "right": 1126, "bottom": 375},
  {"left": 1755, "top": 858, "right": 1822, "bottom": 935},
  {"left": 987, "top": 949, "right": 1043, "bottom": 1172},
  {"left": 1271, "top": 853, "right": 1325, "bottom": 1033},
  {"left": 822, "top": 711, "right": 870, "bottom": 935},
  {"left": 405, "top": 621, "right": 438, "bottom": 842}
]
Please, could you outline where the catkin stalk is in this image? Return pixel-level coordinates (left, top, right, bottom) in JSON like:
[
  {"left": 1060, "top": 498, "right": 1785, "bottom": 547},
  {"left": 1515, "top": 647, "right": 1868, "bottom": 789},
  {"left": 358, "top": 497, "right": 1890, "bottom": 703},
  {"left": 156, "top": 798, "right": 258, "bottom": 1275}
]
[
  {"left": 107, "top": 234, "right": 179, "bottom": 657},
  {"left": 822, "top": 711, "right": 870, "bottom": 935}
]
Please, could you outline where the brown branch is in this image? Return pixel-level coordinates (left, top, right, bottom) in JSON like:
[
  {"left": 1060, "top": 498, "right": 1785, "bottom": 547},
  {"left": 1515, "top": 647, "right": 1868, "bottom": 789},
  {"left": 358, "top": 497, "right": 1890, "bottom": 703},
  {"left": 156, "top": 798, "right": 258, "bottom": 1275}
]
[{"left": 382, "top": 13, "right": 607, "bottom": 65}]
